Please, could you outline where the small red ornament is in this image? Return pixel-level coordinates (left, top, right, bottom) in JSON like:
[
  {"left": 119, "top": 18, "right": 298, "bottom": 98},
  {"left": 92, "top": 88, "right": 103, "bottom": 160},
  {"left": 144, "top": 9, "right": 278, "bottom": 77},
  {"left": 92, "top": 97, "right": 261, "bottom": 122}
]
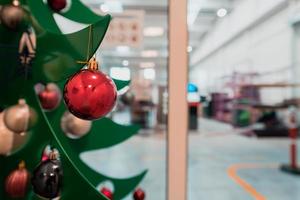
[
  {"left": 63, "top": 58, "right": 117, "bottom": 120},
  {"left": 38, "top": 83, "right": 61, "bottom": 111},
  {"left": 47, "top": 0, "right": 67, "bottom": 12},
  {"left": 100, "top": 187, "right": 113, "bottom": 200},
  {"left": 41, "top": 145, "right": 51, "bottom": 161},
  {"left": 41, "top": 154, "right": 49, "bottom": 162},
  {"left": 5, "top": 161, "right": 30, "bottom": 198},
  {"left": 133, "top": 188, "right": 145, "bottom": 200}
]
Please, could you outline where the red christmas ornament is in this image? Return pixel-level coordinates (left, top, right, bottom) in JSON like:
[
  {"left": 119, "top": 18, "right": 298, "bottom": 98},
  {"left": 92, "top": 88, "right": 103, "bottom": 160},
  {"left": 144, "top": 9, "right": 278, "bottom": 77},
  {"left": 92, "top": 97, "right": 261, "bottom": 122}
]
[
  {"left": 133, "top": 188, "right": 145, "bottom": 200},
  {"left": 63, "top": 58, "right": 117, "bottom": 120},
  {"left": 41, "top": 145, "right": 51, "bottom": 162},
  {"left": 41, "top": 154, "right": 49, "bottom": 162},
  {"left": 47, "top": 0, "right": 67, "bottom": 12},
  {"left": 100, "top": 187, "right": 113, "bottom": 200},
  {"left": 38, "top": 83, "right": 61, "bottom": 111},
  {"left": 5, "top": 161, "right": 30, "bottom": 198}
]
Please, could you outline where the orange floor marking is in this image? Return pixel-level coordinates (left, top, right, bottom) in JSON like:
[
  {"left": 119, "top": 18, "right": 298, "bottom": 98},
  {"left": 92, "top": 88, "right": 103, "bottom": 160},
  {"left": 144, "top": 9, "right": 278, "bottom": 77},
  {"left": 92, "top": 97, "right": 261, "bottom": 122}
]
[{"left": 227, "top": 163, "right": 278, "bottom": 200}]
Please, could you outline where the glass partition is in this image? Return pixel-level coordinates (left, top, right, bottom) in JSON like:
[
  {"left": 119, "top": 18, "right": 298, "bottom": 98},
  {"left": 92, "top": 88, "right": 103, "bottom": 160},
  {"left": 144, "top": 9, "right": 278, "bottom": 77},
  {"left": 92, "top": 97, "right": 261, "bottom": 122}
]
[
  {"left": 82, "top": 1, "right": 169, "bottom": 199},
  {"left": 188, "top": 0, "right": 300, "bottom": 199}
]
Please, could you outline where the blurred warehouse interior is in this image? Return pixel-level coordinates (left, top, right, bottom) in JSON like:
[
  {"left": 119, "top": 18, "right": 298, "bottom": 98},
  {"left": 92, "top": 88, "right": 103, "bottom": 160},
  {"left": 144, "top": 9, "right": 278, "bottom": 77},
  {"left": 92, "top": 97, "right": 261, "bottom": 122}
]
[{"left": 54, "top": 0, "right": 300, "bottom": 199}]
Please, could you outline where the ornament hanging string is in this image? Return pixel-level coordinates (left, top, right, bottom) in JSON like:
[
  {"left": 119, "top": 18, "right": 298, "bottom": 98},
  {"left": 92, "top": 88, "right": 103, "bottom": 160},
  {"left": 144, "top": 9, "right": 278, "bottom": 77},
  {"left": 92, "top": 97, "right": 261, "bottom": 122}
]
[
  {"left": 86, "top": 24, "right": 93, "bottom": 61},
  {"left": 77, "top": 25, "right": 97, "bottom": 69},
  {"left": 64, "top": 23, "right": 117, "bottom": 120}
]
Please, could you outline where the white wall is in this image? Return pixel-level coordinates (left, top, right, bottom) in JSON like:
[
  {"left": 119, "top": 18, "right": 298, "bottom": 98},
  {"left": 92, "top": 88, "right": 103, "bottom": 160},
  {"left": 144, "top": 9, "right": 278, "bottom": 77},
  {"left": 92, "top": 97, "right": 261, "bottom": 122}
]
[{"left": 189, "top": 0, "right": 297, "bottom": 104}]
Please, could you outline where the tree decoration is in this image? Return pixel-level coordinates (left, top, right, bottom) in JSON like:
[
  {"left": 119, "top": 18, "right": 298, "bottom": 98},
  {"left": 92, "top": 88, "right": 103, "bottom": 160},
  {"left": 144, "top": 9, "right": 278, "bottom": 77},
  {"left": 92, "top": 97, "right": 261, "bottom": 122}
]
[
  {"left": 133, "top": 188, "right": 145, "bottom": 200},
  {"left": 32, "top": 150, "right": 63, "bottom": 199},
  {"left": 63, "top": 57, "right": 117, "bottom": 120},
  {"left": 3, "top": 99, "right": 36, "bottom": 134},
  {"left": 0, "top": 112, "right": 28, "bottom": 155},
  {"left": 0, "top": 0, "right": 25, "bottom": 30},
  {"left": 47, "top": 0, "right": 67, "bottom": 12},
  {"left": 0, "top": 112, "right": 14, "bottom": 155},
  {"left": 12, "top": 133, "right": 28, "bottom": 152},
  {"left": 100, "top": 187, "right": 113, "bottom": 200},
  {"left": 61, "top": 111, "right": 92, "bottom": 138},
  {"left": 41, "top": 145, "right": 52, "bottom": 162},
  {"left": 5, "top": 161, "right": 30, "bottom": 198},
  {"left": 38, "top": 83, "right": 62, "bottom": 111},
  {"left": 0, "top": 1, "right": 146, "bottom": 199},
  {"left": 18, "top": 27, "right": 36, "bottom": 69}
]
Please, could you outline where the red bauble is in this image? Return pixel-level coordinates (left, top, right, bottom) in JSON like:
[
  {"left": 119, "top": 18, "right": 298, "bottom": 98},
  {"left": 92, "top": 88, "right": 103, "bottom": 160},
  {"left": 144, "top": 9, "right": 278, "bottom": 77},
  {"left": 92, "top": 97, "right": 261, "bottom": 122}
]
[
  {"left": 63, "top": 69, "right": 117, "bottom": 120},
  {"left": 38, "top": 83, "right": 61, "bottom": 111},
  {"left": 133, "top": 188, "right": 145, "bottom": 200},
  {"left": 5, "top": 161, "right": 30, "bottom": 198},
  {"left": 41, "top": 145, "right": 51, "bottom": 162},
  {"left": 100, "top": 187, "right": 113, "bottom": 200},
  {"left": 47, "top": 0, "right": 67, "bottom": 12}
]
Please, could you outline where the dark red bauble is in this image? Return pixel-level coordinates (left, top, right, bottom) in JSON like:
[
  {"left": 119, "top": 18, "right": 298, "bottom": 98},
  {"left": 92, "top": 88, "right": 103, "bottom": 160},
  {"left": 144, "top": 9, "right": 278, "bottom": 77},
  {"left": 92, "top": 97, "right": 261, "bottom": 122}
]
[
  {"left": 47, "top": 0, "right": 67, "bottom": 12},
  {"left": 63, "top": 69, "right": 117, "bottom": 120},
  {"left": 32, "top": 152, "right": 63, "bottom": 199},
  {"left": 5, "top": 161, "right": 30, "bottom": 198},
  {"left": 133, "top": 188, "right": 145, "bottom": 200},
  {"left": 100, "top": 187, "right": 113, "bottom": 200},
  {"left": 38, "top": 83, "right": 61, "bottom": 111}
]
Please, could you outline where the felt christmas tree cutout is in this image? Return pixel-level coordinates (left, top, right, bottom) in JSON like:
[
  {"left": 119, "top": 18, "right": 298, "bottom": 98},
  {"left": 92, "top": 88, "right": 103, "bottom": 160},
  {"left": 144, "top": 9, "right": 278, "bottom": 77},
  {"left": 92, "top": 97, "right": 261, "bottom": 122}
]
[{"left": 0, "top": 0, "right": 147, "bottom": 199}]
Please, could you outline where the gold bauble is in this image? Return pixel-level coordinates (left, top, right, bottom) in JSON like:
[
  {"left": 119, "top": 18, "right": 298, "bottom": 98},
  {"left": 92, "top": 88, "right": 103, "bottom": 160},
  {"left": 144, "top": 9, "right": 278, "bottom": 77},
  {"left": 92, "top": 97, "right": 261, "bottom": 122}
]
[
  {"left": 61, "top": 111, "right": 92, "bottom": 139},
  {"left": 0, "top": 0, "right": 25, "bottom": 30},
  {"left": 0, "top": 112, "right": 14, "bottom": 155},
  {"left": 0, "top": 112, "right": 27, "bottom": 155},
  {"left": 3, "top": 99, "right": 36, "bottom": 134}
]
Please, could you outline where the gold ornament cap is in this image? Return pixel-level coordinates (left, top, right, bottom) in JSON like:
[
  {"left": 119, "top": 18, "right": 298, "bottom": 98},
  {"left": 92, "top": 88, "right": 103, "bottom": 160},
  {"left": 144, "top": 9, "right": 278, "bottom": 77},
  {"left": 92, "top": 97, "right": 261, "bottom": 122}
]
[
  {"left": 12, "top": 0, "right": 20, "bottom": 6},
  {"left": 18, "top": 160, "right": 26, "bottom": 170},
  {"left": 18, "top": 99, "right": 27, "bottom": 106},
  {"left": 49, "top": 149, "right": 59, "bottom": 160},
  {"left": 88, "top": 57, "right": 99, "bottom": 71}
]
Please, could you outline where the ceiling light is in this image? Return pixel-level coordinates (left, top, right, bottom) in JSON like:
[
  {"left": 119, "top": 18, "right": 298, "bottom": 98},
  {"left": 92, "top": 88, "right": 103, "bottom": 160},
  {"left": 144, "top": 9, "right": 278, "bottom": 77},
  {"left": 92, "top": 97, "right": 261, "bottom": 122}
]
[
  {"left": 122, "top": 60, "right": 129, "bottom": 66},
  {"left": 141, "top": 50, "right": 159, "bottom": 58},
  {"left": 217, "top": 8, "right": 228, "bottom": 18},
  {"left": 100, "top": 4, "right": 109, "bottom": 13},
  {"left": 140, "top": 62, "right": 155, "bottom": 68},
  {"left": 100, "top": 1, "right": 123, "bottom": 13},
  {"left": 143, "top": 27, "right": 164, "bottom": 37},
  {"left": 116, "top": 46, "right": 130, "bottom": 52},
  {"left": 187, "top": 46, "right": 193, "bottom": 53}
]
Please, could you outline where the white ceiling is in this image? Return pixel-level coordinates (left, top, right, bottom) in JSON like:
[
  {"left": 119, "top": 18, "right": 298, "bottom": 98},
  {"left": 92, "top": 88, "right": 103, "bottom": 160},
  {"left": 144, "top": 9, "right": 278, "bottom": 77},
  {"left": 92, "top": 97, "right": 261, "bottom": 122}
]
[{"left": 83, "top": 0, "right": 237, "bottom": 84}]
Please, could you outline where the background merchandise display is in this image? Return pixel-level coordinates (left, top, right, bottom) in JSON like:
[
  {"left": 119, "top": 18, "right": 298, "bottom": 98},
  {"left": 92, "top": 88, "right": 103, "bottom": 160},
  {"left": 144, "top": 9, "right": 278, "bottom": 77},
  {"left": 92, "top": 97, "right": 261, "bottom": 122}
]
[{"left": 0, "top": 0, "right": 147, "bottom": 199}]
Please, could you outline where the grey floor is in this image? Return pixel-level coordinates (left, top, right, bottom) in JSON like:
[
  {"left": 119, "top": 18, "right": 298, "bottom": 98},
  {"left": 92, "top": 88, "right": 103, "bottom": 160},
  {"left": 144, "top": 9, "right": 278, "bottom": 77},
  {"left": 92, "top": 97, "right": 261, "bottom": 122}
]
[{"left": 82, "top": 118, "right": 300, "bottom": 200}]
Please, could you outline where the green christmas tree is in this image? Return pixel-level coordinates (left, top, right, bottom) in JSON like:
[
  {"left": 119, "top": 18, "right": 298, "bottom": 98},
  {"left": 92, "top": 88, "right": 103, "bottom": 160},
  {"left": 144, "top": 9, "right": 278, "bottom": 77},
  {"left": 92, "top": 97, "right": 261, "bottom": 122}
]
[{"left": 0, "top": 0, "right": 147, "bottom": 199}]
